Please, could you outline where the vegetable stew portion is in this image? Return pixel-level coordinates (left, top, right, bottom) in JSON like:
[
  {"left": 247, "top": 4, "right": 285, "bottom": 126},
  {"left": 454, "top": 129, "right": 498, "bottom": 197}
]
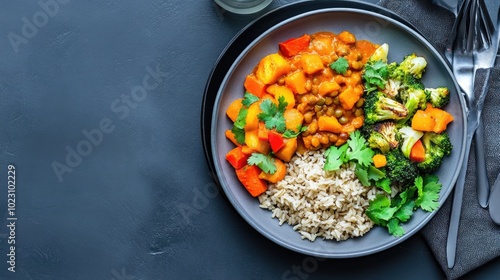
[{"left": 224, "top": 31, "right": 377, "bottom": 196}]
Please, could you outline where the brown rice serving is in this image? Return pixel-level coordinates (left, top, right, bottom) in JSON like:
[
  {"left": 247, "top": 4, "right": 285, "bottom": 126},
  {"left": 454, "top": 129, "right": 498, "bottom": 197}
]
[{"left": 258, "top": 149, "right": 381, "bottom": 241}]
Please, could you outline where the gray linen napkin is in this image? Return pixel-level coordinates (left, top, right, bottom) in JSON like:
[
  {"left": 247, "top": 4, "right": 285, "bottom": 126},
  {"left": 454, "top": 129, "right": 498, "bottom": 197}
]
[{"left": 379, "top": 0, "right": 500, "bottom": 278}]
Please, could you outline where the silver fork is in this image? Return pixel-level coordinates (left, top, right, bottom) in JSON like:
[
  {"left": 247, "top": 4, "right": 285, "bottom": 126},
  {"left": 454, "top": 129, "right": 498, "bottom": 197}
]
[
  {"left": 446, "top": 0, "right": 477, "bottom": 269},
  {"left": 439, "top": 0, "right": 499, "bottom": 208},
  {"left": 471, "top": 0, "right": 499, "bottom": 208}
]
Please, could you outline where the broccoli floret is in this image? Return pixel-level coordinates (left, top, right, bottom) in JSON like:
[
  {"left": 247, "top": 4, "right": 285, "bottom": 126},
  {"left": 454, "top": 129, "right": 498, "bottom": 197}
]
[
  {"left": 399, "top": 126, "right": 424, "bottom": 158},
  {"left": 399, "top": 87, "right": 428, "bottom": 122},
  {"left": 374, "top": 121, "right": 400, "bottom": 149},
  {"left": 396, "top": 53, "right": 428, "bottom": 79},
  {"left": 417, "top": 132, "right": 453, "bottom": 173},
  {"left": 364, "top": 91, "right": 408, "bottom": 125},
  {"left": 384, "top": 60, "right": 424, "bottom": 99},
  {"left": 368, "top": 131, "right": 391, "bottom": 153},
  {"left": 385, "top": 148, "right": 419, "bottom": 187},
  {"left": 425, "top": 87, "right": 450, "bottom": 108},
  {"left": 383, "top": 78, "right": 401, "bottom": 98}
]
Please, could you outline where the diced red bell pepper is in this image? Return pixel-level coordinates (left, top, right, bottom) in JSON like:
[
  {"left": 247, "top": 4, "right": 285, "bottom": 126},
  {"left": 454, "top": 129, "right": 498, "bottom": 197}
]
[
  {"left": 279, "top": 34, "right": 311, "bottom": 57},
  {"left": 225, "top": 146, "right": 250, "bottom": 169},
  {"left": 268, "top": 130, "right": 285, "bottom": 153}
]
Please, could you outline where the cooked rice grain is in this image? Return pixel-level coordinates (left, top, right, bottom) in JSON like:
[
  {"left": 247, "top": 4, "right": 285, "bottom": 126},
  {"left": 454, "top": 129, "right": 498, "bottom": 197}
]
[{"left": 258, "top": 150, "right": 379, "bottom": 241}]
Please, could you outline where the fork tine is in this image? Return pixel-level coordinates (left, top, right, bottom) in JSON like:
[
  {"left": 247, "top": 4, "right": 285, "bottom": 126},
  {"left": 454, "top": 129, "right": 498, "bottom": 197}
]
[
  {"left": 455, "top": 0, "right": 474, "bottom": 52},
  {"left": 477, "top": 0, "right": 494, "bottom": 49}
]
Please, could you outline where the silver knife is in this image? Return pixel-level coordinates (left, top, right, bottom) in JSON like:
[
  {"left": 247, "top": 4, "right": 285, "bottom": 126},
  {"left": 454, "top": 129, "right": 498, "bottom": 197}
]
[{"left": 473, "top": 2, "right": 500, "bottom": 208}]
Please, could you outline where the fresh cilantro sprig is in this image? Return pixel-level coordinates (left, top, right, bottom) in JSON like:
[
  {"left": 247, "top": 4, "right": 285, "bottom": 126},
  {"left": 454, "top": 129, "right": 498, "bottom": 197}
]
[
  {"left": 258, "top": 96, "right": 288, "bottom": 133},
  {"left": 231, "top": 92, "right": 260, "bottom": 144},
  {"left": 365, "top": 174, "right": 442, "bottom": 237},
  {"left": 329, "top": 57, "right": 349, "bottom": 74},
  {"left": 242, "top": 92, "right": 260, "bottom": 107},
  {"left": 247, "top": 153, "right": 277, "bottom": 174},
  {"left": 324, "top": 130, "right": 375, "bottom": 172},
  {"left": 362, "top": 60, "right": 389, "bottom": 93},
  {"left": 283, "top": 125, "right": 307, "bottom": 138}
]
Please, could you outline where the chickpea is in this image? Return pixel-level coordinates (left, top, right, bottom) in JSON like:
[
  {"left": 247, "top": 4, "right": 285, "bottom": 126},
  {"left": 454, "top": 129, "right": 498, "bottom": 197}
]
[
  {"left": 326, "top": 107, "right": 334, "bottom": 116},
  {"left": 311, "top": 136, "right": 320, "bottom": 148},
  {"left": 334, "top": 108, "right": 343, "bottom": 118},
  {"left": 325, "top": 97, "right": 333, "bottom": 105},
  {"left": 302, "top": 136, "right": 311, "bottom": 148},
  {"left": 297, "top": 103, "right": 307, "bottom": 113},
  {"left": 329, "top": 134, "right": 338, "bottom": 143},
  {"left": 338, "top": 116, "right": 348, "bottom": 125},
  {"left": 333, "top": 96, "right": 340, "bottom": 105},
  {"left": 354, "top": 108, "right": 364, "bottom": 117},
  {"left": 351, "top": 61, "right": 363, "bottom": 70},
  {"left": 307, "top": 95, "right": 318, "bottom": 105},
  {"left": 320, "top": 135, "right": 329, "bottom": 145},
  {"left": 311, "top": 85, "right": 318, "bottom": 95},
  {"left": 339, "top": 132, "right": 349, "bottom": 140},
  {"left": 337, "top": 45, "right": 350, "bottom": 56},
  {"left": 356, "top": 98, "right": 364, "bottom": 108},
  {"left": 308, "top": 121, "right": 318, "bottom": 134},
  {"left": 305, "top": 79, "right": 312, "bottom": 91},
  {"left": 304, "top": 111, "right": 314, "bottom": 124}
]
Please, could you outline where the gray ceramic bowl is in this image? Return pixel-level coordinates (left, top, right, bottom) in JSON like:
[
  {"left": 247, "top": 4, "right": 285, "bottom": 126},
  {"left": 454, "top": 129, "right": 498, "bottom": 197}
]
[{"left": 210, "top": 7, "right": 466, "bottom": 258}]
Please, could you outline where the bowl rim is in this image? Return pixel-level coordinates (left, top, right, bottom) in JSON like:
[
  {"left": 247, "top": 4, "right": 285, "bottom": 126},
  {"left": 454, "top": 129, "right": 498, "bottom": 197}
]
[{"left": 208, "top": 6, "right": 466, "bottom": 258}]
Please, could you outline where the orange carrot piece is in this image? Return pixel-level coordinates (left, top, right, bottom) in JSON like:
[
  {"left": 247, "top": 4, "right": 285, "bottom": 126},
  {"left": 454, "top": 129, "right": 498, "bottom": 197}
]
[
  {"left": 226, "top": 98, "right": 243, "bottom": 122},
  {"left": 235, "top": 165, "right": 268, "bottom": 197},
  {"left": 300, "top": 53, "right": 324, "bottom": 74},
  {"left": 284, "top": 108, "right": 304, "bottom": 132},
  {"left": 245, "top": 129, "right": 271, "bottom": 155},
  {"left": 244, "top": 74, "right": 267, "bottom": 98},
  {"left": 241, "top": 145, "right": 253, "bottom": 155},
  {"left": 339, "top": 86, "right": 362, "bottom": 110},
  {"left": 245, "top": 101, "right": 262, "bottom": 131},
  {"left": 409, "top": 139, "right": 426, "bottom": 163},
  {"left": 411, "top": 110, "right": 435, "bottom": 132},
  {"left": 266, "top": 85, "right": 295, "bottom": 109},
  {"left": 258, "top": 122, "right": 269, "bottom": 141},
  {"left": 258, "top": 158, "right": 287, "bottom": 183},
  {"left": 255, "top": 53, "right": 291, "bottom": 85},
  {"left": 274, "top": 137, "right": 297, "bottom": 162},
  {"left": 225, "top": 146, "right": 250, "bottom": 169},
  {"left": 318, "top": 116, "right": 343, "bottom": 133},
  {"left": 372, "top": 154, "right": 387, "bottom": 168},
  {"left": 225, "top": 129, "right": 241, "bottom": 146},
  {"left": 318, "top": 81, "right": 341, "bottom": 96},
  {"left": 285, "top": 71, "right": 308, "bottom": 94},
  {"left": 279, "top": 34, "right": 311, "bottom": 57},
  {"left": 430, "top": 107, "right": 454, "bottom": 133},
  {"left": 337, "top": 31, "right": 356, "bottom": 44}
]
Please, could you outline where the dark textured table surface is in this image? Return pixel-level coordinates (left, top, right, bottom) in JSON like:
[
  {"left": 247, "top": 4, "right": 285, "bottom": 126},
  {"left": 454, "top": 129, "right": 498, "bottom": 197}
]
[{"left": 0, "top": 0, "right": 499, "bottom": 279}]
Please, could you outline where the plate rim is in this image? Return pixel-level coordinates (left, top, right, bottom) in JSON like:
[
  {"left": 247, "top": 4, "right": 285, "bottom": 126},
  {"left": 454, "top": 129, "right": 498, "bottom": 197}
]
[{"left": 203, "top": 2, "right": 466, "bottom": 258}]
